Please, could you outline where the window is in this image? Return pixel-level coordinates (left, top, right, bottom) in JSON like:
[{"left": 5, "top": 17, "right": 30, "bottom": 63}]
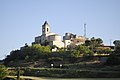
[
  {"left": 43, "top": 28, "right": 45, "bottom": 32},
  {"left": 47, "top": 28, "right": 49, "bottom": 32}
]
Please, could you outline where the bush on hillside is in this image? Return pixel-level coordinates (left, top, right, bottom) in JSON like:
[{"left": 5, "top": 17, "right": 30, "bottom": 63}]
[
  {"left": 0, "top": 65, "right": 8, "bottom": 80},
  {"left": 48, "top": 57, "right": 63, "bottom": 62},
  {"left": 106, "top": 54, "right": 120, "bottom": 65}
]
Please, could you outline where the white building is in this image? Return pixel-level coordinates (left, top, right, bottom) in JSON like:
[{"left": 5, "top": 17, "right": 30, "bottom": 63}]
[
  {"left": 63, "top": 33, "right": 86, "bottom": 49},
  {"left": 33, "top": 21, "right": 87, "bottom": 50},
  {"left": 33, "top": 21, "right": 64, "bottom": 48}
]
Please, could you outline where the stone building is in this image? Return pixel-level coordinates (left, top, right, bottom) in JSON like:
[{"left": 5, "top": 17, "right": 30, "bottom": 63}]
[
  {"left": 33, "top": 21, "right": 86, "bottom": 50},
  {"left": 33, "top": 21, "right": 64, "bottom": 48},
  {"left": 63, "top": 33, "right": 86, "bottom": 49}
]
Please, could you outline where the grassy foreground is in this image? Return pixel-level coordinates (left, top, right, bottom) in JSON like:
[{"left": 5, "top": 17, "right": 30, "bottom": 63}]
[
  {"left": 23, "top": 68, "right": 120, "bottom": 78},
  {"left": 8, "top": 62, "right": 120, "bottom": 78}
]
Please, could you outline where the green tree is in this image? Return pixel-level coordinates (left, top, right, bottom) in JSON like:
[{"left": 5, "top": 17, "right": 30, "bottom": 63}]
[
  {"left": 71, "top": 50, "right": 80, "bottom": 58},
  {"left": 16, "top": 67, "right": 20, "bottom": 80},
  {"left": 85, "top": 37, "right": 103, "bottom": 52},
  {"left": 16, "top": 67, "right": 24, "bottom": 80},
  {"left": 113, "top": 40, "right": 120, "bottom": 45},
  {"left": 85, "top": 40, "right": 91, "bottom": 46},
  {"left": 41, "top": 45, "right": 51, "bottom": 53},
  {"left": 90, "top": 37, "right": 103, "bottom": 46},
  {"left": 0, "top": 65, "right": 8, "bottom": 80},
  {"left": 74, "top": 45, "right": 94, "bottom": 57},
  {"left": 31, "top": 44, "right": 51, "bottom": 53},
  {"left": 113, "top": 40, "right": 120, "bottom": 53},
  {"left": 96, "top": 38, "right": 103, "bottom": 45},
  {"left": 4, "top": 44, "right": 52, "bottom": 65},
  {"left": 4, "top": 50, "right": 21, "bottom": 66},
  {"left": 70, "top": 45, "right": 94, "bottom": 58}
]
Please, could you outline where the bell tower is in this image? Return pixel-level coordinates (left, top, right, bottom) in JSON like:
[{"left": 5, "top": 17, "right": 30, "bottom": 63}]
[{"left": 42, "top": 21, "right": 50, "bottom": 35}]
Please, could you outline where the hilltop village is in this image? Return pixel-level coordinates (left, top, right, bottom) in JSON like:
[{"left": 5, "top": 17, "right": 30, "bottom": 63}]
[
  {"left": 1, "top": 21, "right": 120, "bottom": 79},
  {"left": 3, "top": 21, "right": 120, "bottom": 67},
  {"left": 32, "top": 21, "right": 86, "bottom": 51},
  {"left": 31, "top": 21, "right": 115, "bottom": 52}
]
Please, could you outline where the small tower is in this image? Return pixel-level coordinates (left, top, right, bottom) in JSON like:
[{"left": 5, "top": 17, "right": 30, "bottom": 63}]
[
  {"left": 42, "top": 21, "right": 50, "bottom": 34},
  {"left": 84, "top": 23, "right": 86, "bottom": 38}
]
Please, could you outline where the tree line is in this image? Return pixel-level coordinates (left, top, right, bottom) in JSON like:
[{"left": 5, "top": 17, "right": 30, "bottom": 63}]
[{"left": 3, "top": 37, "right": 120, "bottom": 66}]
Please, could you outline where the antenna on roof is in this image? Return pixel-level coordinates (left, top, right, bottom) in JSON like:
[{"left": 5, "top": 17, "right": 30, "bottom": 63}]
[{"left": 84, "top": 23, "right": 86, "bottom": 38}]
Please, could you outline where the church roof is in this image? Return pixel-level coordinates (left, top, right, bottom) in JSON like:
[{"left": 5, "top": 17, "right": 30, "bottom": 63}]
[
  {"left": 48, "top": 33, "right": 60, "bottom": 36},
  {"left": 43, "top": 21, "right": 49, "bottom": 26}
]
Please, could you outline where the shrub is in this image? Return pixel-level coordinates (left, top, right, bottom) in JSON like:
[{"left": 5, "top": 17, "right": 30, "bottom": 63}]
[
  {"left": 0, "top": 65, "right": 8, "bottom": 79},
  {"left": 48, "top": 57, "right": 63, "bottom": 62},
  {"left": 106, "top": 54, "right": 120, "bottom": 65}
]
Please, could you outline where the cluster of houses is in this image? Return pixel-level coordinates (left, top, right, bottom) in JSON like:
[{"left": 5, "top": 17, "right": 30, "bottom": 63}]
[{"left": 32, "top": 21, "right": 87, "bottom": 51}]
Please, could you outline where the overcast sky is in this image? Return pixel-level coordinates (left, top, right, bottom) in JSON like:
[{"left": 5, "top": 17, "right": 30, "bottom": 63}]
[{"left": 0, "top": 0, "right": 120, "bottom": 60}]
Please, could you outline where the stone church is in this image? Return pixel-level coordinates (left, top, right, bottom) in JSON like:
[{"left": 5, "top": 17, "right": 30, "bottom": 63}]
[{"left": 32, "top": 21, "right": 64, "bottom": 48}]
